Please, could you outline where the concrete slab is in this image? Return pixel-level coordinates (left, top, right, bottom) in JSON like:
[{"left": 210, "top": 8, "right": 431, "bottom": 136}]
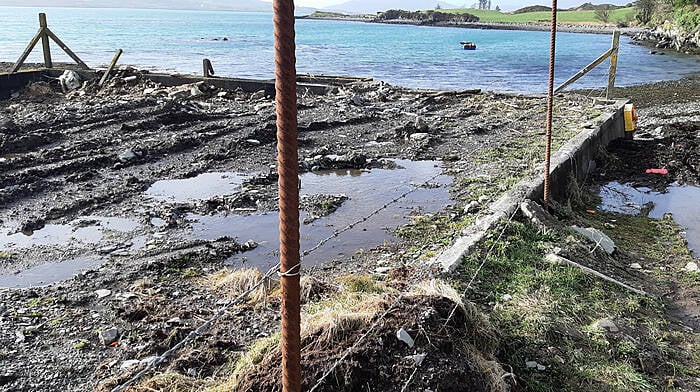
[{"left": 436, "top": 99, "right": 628, "bottom": 272}]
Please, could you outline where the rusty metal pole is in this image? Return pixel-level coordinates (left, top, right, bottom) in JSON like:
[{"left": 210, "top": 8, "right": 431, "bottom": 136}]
[
  {"left": 273, "top": 0, "right": 301, "bottom": 391},
  {"left": 543, "top": 0, "right": 559, "bottom": 209}
]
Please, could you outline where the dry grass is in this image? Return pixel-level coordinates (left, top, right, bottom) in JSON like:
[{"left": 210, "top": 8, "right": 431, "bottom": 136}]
[
  {"left": 130, "top": 372, "right": 206, "bottom": 392},
  {"left": 204, "top": 268, "right": 279, "bottom": 304}
]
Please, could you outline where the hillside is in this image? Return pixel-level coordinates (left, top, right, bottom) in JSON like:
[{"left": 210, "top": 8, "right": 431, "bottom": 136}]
[
  {"left": 325, "top": 0, "right": 460, "bottom": 14},
  {"left": 441, "top": 6, "right": 636, "bottom": 23}
]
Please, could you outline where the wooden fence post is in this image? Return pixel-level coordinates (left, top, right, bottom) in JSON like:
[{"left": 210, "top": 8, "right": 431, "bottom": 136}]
[
  {"left": 606, "top": 31, "right": 620, "bottom": 100},
  {"left": 39, "top": 13, "right": 52, "bottom": 68}
]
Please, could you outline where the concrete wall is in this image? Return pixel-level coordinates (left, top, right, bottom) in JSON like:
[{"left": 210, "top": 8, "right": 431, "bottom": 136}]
[{"left": 437, "top": 100, "right": 629, "bottom": 272}]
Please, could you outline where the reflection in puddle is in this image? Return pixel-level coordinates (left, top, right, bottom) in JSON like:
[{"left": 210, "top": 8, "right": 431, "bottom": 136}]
[
  {"left": 187, "top": 160, "right": 453, "bottom": 268},
  {"left": 145, "top": 172, "right": 247, "bottom": 202},
  {"left": 599, "top": 181, "right": 700, "bottom": 256},
  {"left": 0, "top": 216, "right": 140, "bottom": 249},
  {"left": 0, "top": 257, "right": 101, "bottom": 288}
]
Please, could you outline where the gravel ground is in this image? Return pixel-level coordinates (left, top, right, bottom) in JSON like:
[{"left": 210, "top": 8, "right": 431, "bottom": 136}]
[{"left": 0, "top": 68, "right": 642, "bottom": 391}]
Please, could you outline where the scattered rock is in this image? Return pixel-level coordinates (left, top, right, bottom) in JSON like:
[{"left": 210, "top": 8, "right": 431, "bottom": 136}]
[
  {"left": 58, "top": 70, "right": 81, "bottom": 91},
  {"left": 571, "top": 226, "right": 616, "bottom": 254},
  {"left": 525, "top": 360, "right": 538, "bottom": 368},
  {"left": 501, "top": 294, "right": 512, "bottom": 301},
  {"left": 629, "top": 263, "right": 643, "bottom": 270},
  {"left": 119, "top": 360, "right": 141, "bottom": 370},
  {"left": 409, "top": 132, "right": 430, "bottom": 141},
  {"left": 250, "top": 90, "right": 266, "bottom": 100},
  {"left": 684, "top": 262, "right": 699, "bottom": 272},
  {"left": 118, "top": 149, "right": 137, "bottom": 162},
  {"left": 596, "top": 319, "right": 619, "bottom": 332},
  {"left": 396, "top": 328, "right": 415, "bottom": 348},
  {"left": 94, "top": 289, "right": 112, "bottom": 298},
  {"left": 246, "top": 139, "right": 261, "bottom": 146},
  {"left": 463, "top": 200, "right": 479, "bottom": 214},
  {"left": 99, "top": 327, "right": 119, "bottom": 346}
]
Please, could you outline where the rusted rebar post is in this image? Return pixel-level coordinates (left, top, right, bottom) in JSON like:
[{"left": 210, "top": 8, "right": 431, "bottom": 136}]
[
  {"left": 543, "top": 0, "right": 559, "bottom": 209},
  {"left": 273, "top": 0, "right": 301, "bottom": 391}
]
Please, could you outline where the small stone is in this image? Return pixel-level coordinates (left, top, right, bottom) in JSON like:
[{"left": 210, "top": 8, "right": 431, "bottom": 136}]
[
  {"left": 409, "top": 133, "right": 430, "bottom": 141},
  {"left": 502, "top": 294, "right": 512, "bottom": 301},
  {"left": 525, "top": 360, "right": 538, "bottom": 368},
  {"left": 217, "top": 91, "right": 228, "bottom": 98},
  {"left": 140, "top": 356, "right": 159, "bottom": 366},
  {"left": 536, "top": 364, "right": 546, "bottom": 371},
  {"left": 99, "top": 327, "right": 119, "bottom": 346},
  {"left": 94, "top": 289, "right": 112, "bottom": 298},
  {"left": 571, "top": 226, "right": 616, "bottom": 254},
  {"left": 118, "top": 149, "right": 137, "bottom": 162},
  {"left": 375, "top": 267, "right": 392, "bottom": 274},
  {"left": 250, "top": 90, "right": 266, "bottom": 100},
  {"left": 120, "top": 360, "right": 141, "bottom": 370},
  {"left": 166, "top": 317, "right": 181, "bottom": 325},
  {"left": 463, "top": 200, "right": 479, "bottom": 213},
  {"left": 478, "top": 195, "right": 489, "bottom": 204},
  {"left": 415, "top": 117, "right": 429, "bottom": 132},
  {"left": 396, "top": 328, "right": 415, "bottom": 348},
  {"left": 629, "top": 263, "right": 643, "bottom": 270},
  {"left": 684, "top": 262, "right": 699, "bottom": 272},
  {"left": 412, "top": 353, "right": 426, "bottom": 366},
  {"left": 246, "top": 139, "right": 261, "bottom": 146},
  {"left": 596, "top": 319, "right": 619, "bottom": 332}
]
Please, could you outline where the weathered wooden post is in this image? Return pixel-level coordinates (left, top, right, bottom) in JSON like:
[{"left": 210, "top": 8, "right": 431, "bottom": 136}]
[
  {"left": 10, "top": 13, "right": 89, "bottom": 73},
  {"left": 202, "top": 58, "right": 215, "bottom": 78},
  {"left": 39, "top": 13, "right": 52, "bottom": 68},
  {"left": 99, "top": 49, "right": 123, "bottom": 87},
  {"left": 606, "top": 31, "right": 620, "bottom": 100}
]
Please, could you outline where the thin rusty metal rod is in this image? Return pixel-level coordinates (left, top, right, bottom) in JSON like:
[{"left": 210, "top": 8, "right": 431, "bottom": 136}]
[
  {"left": 543, "top": 0, "right": 559, "bottom": 209},
  {"left": 273, "top": 0, "right": 301, "bottom": 391}
]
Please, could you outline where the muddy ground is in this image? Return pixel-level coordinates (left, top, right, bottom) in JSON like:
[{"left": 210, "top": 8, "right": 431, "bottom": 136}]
[{"left": 0, "top": 67, "right": 696, "bottom": 391}]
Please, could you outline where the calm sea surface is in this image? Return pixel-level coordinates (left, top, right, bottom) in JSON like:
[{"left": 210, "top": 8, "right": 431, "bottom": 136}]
[{"left": 1, "top": 7, "right": 699, "bottom": 93}]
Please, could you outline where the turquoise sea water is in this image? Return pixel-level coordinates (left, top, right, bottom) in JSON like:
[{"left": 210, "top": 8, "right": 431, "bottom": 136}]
[{"left": 1, "top": 7, "right": 699, "bottom": 93}]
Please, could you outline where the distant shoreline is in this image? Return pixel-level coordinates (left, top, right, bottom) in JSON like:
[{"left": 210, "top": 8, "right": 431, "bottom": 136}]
[{"left": 298, "top": 14, "right": 647, "bottom": 36}]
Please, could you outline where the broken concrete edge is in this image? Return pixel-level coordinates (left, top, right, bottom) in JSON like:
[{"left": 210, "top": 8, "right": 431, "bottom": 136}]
[
  {"left": 436, "top": 99, "right": 629, "bottom": 273},
  {"left": 0, "top": 68, "right": 342, "bottom": 99}
]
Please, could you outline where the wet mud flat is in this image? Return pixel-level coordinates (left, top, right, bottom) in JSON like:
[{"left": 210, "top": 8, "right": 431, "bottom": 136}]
[
  {"left": 580, "top": 81, "right": 700, "bottom": 329},
  {"left": 0, "top": 69, "right": 609, "bottom": 391}
]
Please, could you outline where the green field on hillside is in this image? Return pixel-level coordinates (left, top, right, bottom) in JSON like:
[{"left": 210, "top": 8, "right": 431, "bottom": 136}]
[{"left": 441, "top": 7, "right": 637, "bottom": 24}]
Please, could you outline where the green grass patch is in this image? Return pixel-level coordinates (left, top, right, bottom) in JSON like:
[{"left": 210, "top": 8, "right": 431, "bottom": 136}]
[{"left": 454, "top": 220, "right": 699, "bottom": 391}]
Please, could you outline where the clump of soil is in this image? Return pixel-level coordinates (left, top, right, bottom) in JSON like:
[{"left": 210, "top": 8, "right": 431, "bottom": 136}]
[{"left": 232, "top": 294, "right": 508, "bottom": 392}]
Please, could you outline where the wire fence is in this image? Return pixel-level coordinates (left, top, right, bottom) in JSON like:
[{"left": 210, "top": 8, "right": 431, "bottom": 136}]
[{"left": 109, "top": 170, "right": 446, "bottom": 392}]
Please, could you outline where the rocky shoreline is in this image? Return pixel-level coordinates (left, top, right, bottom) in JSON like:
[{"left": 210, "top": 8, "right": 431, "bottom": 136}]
[
  {"left": 301, "top": 13, "right": 646, "bottom": 35},
  {"left": 633, "top": 25, "right": 700, "bottom": 54},
  {"left": 302, "top": 12, "right": 700, "bottom": 53}
]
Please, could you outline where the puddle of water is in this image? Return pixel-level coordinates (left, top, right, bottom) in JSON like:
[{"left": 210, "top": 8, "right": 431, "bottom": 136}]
[
  {"left": 599, "top": 181, "right": 700, "bottom": 256},
  {"left": 0, "top": 216, "right": 140, "bottom": 249},
  {"left": 145, "top": 172, "right": 247, "bottom": 202},
  {"left": 0, "top": 257, "right": 102, "bottom": 288},
  {"left": 186, "top": 160, "right": 453, "bottom": 268}
]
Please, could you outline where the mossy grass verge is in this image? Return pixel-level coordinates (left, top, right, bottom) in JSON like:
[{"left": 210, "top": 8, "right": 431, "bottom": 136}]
[{"left": 452, "top": 217, "right": 699, "bottom": 391}]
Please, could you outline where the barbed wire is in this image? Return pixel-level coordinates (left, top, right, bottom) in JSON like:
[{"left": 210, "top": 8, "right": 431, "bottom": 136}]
[
  {"left": 109, "top": 166, "right": 446, "bottom": 392},
  {"left": 307, "top": 187, "right": 525, "bottom": 391},
  {"left": 111, "top": 262, "right": 280, "bottom": 392},
  {"left": 440, "top": 196, "right": 524, "bottom": 332}
]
